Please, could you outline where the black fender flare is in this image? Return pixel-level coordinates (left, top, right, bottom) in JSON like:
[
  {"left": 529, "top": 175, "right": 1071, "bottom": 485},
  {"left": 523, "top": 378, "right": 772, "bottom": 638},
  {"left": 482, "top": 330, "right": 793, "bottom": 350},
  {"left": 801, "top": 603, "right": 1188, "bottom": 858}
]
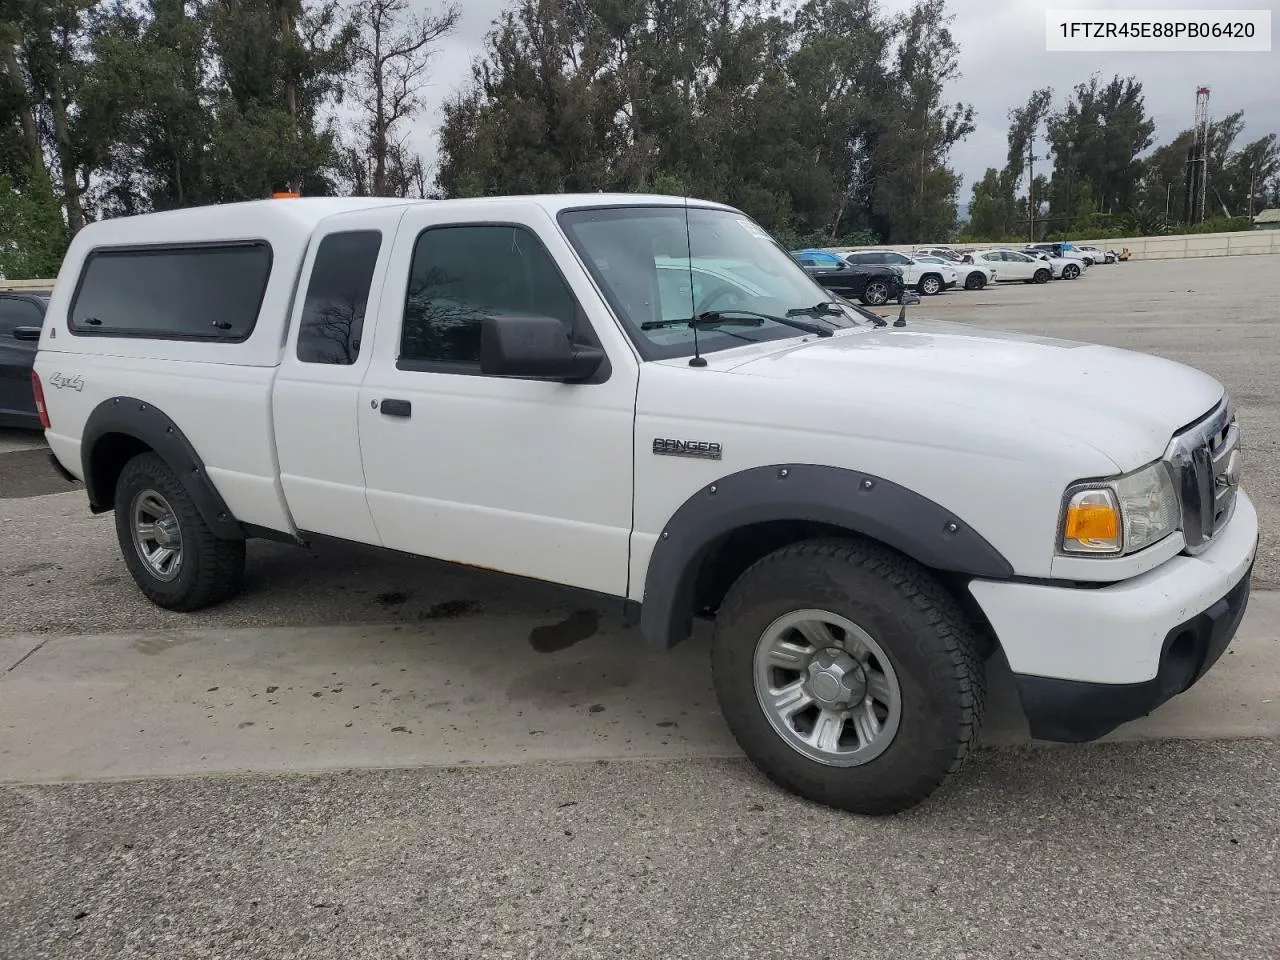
[
  {"left": 81, "top": 396, "right": 244, "bottom": 540},
  {"left": 638, "top": 463, "right": 1014, "bottom": 649}
]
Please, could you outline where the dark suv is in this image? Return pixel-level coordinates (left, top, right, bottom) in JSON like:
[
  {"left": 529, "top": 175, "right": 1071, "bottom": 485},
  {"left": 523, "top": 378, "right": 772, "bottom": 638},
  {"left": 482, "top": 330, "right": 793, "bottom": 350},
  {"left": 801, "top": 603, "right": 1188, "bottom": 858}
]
[
  {"left": 791, "top": 252, "right": 905, "bottom": 306},
  {"left": 0, "top": 290, "right": 48, "bottom": 429}
]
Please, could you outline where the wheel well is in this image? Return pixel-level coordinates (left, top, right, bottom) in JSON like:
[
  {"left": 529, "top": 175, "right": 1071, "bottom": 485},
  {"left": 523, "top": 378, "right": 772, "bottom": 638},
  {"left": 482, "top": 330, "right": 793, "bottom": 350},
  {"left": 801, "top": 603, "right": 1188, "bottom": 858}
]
[
  {"left": 87, "top": 432, "right": 153, "bottom": 510},
  {"left": 689, "top": 520, "right": 998, "bottom": 658}
]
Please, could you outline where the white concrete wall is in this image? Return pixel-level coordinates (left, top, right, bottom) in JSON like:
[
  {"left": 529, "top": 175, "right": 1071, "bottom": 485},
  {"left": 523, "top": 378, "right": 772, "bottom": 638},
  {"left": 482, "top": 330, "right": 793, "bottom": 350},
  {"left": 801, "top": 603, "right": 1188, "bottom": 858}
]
[
  {"left": 0, "top": 279, "right": 55, "bottom": 291},
  {"left": 828, "top": 229, "right": 1280, "bottom": 262}
]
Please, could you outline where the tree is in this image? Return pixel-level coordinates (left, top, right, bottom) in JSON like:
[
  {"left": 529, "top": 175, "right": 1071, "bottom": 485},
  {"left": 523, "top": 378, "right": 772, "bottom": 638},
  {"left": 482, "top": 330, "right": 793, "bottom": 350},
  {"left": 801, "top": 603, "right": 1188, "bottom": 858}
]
[
  {"left": 344, "top": 0, "right": 458, "bottom": 197},
  {"left": 0, "top": 173, "right": 67, "bottom": 277},
  {"left": 867, "top": 0, "right": 973, "bottom": 241},
  {"left": 963, "top": 88, "right": 1050, "bottom": 240},
  {"left": 203, "top": 0, "right": 354, "bottom": 199},
  {"left": 438, "top": 0, "right": 973, "bottom": 244},
  {"left": 1045, "top": 74, "right": 1155, "bottom": 219}
]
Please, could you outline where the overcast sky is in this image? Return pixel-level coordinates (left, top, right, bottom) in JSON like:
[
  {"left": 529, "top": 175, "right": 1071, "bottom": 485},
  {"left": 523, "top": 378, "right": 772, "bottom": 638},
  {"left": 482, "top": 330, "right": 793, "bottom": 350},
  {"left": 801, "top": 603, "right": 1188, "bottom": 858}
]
[{"left": 409, "top": 0, "right": 1280, "bottom": 200}]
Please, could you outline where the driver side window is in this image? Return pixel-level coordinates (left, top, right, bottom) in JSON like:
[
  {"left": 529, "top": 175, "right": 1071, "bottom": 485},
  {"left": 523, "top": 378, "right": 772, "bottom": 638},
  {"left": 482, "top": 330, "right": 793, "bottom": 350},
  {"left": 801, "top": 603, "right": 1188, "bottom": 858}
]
[{"left": 399, "top": 224, "right": 582, "bottom": 370}]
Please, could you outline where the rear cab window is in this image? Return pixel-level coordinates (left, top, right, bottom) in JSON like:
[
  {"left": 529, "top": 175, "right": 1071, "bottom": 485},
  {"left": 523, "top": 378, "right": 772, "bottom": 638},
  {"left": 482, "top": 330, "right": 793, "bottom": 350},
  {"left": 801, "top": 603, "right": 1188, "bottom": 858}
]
[
  {"left": 69, "top": 242, "right": 272, "bottom": 341},
  {"left": 296, "top": 231, "right": 383, "bottom": 365}
]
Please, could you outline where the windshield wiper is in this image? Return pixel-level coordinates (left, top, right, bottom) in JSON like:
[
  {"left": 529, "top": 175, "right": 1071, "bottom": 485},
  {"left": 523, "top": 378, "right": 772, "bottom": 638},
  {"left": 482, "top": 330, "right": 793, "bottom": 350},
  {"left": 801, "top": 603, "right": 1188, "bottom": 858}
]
[
  {"left": 785, "top": 301, "right": 842, "bottom": 319},
  {"left": 640, "top": 313, "right": 758, "bottom": 342},
  {"left": 642, "top": 309, "right": 832, "bottom": 338}
]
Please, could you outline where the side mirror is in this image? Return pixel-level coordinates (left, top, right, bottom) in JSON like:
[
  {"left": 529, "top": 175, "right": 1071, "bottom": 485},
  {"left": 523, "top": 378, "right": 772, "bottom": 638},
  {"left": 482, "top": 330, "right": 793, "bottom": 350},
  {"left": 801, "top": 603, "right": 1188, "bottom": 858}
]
[
  {"left": 480, "top": 314, "right": 604, "bottom": 382},
  {"left": 13, "top": 326, "right": 41, "bottom": 342}
]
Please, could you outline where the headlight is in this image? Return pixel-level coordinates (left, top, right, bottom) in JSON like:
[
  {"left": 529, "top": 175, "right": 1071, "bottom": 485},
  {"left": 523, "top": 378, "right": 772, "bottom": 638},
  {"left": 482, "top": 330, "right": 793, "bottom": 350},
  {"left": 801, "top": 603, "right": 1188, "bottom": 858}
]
[{"left": 1060, "top": 461, "right": 1180, "bottom": 556}]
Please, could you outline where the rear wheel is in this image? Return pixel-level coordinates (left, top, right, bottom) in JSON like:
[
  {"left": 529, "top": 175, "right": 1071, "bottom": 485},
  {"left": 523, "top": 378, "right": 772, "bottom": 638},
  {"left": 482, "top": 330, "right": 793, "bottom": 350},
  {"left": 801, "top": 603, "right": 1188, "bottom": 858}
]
[
  {"left": 860, "top": 280, "right": 890, "bottom": 306},
  {"left": 1033, "top": 268, "right": 1051, "bottom": 284},
  {"left": 114, "top": 452, "right": 246, "bottom": 611},
  {"left": 712, "top": 538, "right": 985, "bottom": 815}
]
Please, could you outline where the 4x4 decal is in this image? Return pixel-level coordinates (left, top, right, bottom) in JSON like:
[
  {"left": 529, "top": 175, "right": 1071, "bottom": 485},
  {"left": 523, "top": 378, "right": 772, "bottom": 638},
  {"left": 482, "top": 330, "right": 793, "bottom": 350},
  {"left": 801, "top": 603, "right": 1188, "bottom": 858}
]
[{"left": 49, "top": 373, "right": 84, "bottom": 392}]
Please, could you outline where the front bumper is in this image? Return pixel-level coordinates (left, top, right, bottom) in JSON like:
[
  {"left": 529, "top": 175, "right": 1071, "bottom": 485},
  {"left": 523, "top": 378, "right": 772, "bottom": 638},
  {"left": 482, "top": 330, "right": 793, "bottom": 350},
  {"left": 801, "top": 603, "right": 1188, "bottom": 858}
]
[{"left": 970, "top": 491, "right": 1259, "bottom": 742}]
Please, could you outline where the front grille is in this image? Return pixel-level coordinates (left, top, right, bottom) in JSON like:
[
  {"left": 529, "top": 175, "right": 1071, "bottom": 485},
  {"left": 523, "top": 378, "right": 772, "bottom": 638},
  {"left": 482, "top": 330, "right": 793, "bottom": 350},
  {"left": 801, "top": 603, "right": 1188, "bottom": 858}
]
[{"left": 1164, "top": 398, "right": 1240, "bottom": 555}]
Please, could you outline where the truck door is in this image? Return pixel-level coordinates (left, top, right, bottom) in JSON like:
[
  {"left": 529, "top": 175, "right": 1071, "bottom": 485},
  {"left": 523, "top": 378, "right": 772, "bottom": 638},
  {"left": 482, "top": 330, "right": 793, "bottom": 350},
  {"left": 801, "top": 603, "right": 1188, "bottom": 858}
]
[
  {"left": 273, "top": 207, "right": 406, "bottom": 544},
  {"left": 356, "top": 201, "right": 639, "bottom": 597},
  {"left": 0, "top": 294, "right": 44, "bottom": 425}
]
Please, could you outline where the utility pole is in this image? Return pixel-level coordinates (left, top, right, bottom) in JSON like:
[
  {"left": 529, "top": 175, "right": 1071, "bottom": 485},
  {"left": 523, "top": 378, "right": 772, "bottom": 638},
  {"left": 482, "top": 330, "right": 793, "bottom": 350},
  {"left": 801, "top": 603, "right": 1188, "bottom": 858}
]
[
  {"left": 1249, "top": 162, "right": 1257, "bottom": 220},
  {"left": 1028, "top": 139, "right": 1036, "bottom": 242}
]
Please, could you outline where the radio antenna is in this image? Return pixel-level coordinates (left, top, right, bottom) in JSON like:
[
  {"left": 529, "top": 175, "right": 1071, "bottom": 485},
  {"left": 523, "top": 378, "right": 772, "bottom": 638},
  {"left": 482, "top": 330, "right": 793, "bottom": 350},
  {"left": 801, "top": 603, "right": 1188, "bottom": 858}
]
[{"left": 684, "top": 195, "right": 706, "bottom": 367}]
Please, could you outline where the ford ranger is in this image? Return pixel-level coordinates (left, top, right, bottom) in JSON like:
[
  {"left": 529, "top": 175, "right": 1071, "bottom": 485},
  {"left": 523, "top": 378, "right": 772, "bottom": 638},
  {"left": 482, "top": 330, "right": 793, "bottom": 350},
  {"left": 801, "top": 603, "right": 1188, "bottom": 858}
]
[{"left": 32, "top": 194, "right": 1258, "bottom": 814}]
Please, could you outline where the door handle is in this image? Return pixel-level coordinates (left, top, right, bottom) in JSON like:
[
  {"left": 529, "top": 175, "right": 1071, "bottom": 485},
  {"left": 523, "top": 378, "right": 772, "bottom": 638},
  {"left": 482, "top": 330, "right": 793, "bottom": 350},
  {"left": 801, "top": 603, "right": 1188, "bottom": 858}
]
[{"left": 379, "top": 399, "right": 412, "bottom": 418}]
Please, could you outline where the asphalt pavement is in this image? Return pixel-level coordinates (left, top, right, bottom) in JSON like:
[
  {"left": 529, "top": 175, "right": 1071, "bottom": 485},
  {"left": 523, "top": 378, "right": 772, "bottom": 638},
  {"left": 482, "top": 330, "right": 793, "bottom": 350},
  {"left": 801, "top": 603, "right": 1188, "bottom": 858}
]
[
  {"left": 2, "top": 742, "right": 1278, "bottom": 960},
  {"left": 2, "top": 255, "right": 1279, "bottom": 959}
]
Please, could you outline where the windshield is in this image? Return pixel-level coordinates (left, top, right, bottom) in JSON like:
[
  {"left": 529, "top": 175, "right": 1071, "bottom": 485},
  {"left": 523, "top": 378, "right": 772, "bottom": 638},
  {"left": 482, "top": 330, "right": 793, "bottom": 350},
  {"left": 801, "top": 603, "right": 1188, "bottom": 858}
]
[{"left": 558, "top": 205, "right": 863, "bottom": 359}]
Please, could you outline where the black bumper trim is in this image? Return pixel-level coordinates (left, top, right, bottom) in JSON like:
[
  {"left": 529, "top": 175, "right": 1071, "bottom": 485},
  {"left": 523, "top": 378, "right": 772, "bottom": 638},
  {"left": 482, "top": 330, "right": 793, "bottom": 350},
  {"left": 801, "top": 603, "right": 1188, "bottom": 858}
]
[{"left": 1014, "top": 565, "right": 1253, "bottom": 743}]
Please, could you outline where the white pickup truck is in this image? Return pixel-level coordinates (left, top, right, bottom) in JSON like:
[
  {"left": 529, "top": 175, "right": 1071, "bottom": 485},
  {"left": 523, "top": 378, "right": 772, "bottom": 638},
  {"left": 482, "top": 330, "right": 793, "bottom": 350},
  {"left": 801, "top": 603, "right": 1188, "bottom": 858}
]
[{"left": 33, "top": 194, "right": 1257, "bottom": 815}]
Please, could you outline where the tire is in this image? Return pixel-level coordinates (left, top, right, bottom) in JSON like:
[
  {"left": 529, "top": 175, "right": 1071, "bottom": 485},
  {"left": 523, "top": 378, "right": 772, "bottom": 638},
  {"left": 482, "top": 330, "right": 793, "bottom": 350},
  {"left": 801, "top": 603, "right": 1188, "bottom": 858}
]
[
  {"left": 1033, "top": 268, "right": 1050, "bottom": 284},
  {"left": 918, "top": 274, "right": 942, "bottom": 296},
  {"left": 712, "top": 538, "right": 985, "bottom": 816},
  {"left": 1062, "top": 263, "right": 1080, "bottom": 280},
  {"left": 860, "top": 280, "right": 890, "bottom": 306},
  {"left": 113, "top": 452, "right": 246, "bottom": 611},
  {"left": 963, "top": 272, "right": 986, "bottom": 291}
]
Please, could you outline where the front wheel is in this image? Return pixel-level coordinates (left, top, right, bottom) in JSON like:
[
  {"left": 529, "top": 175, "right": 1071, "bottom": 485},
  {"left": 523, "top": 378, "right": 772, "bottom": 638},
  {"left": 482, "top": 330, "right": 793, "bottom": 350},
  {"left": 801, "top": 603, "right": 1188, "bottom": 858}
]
[
  {"left": 860, "top": 280, "right": 890, "bottom": 306},
  {"left": 918, "top": 274, "right": 942, "bottom": 296},
  {"left": 963, "top": 272, "right": 986, "bottom": 291},
  {"left": 712, "top": 538, "right": 985, "bottom": 815},
  {"left": 114, "top": 452, "right": 246, "bottom": 611},
  {"left": 1033, "top": 268, "right": 1051, "bottom": 284},
  {"left": 1062, "top": 263, "right": 1080, "bottom": 280}
]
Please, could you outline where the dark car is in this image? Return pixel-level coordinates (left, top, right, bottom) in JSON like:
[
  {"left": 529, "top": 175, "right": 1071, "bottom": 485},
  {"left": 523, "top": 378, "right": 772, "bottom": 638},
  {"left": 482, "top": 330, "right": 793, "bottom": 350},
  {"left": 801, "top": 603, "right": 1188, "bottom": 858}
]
[
  {"left": 791, "top": 253, "right": 905, "bottom": 306},
  {"left": 0, "top": 289, "right": 49, "bottom": 429}
]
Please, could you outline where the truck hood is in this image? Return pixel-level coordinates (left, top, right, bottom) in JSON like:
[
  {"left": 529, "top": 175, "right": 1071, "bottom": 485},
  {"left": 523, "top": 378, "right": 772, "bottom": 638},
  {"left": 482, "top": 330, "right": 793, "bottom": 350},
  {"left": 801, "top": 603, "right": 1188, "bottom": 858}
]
[{"left": 717, "top": 319, "right": 1223, "bottom": 470}]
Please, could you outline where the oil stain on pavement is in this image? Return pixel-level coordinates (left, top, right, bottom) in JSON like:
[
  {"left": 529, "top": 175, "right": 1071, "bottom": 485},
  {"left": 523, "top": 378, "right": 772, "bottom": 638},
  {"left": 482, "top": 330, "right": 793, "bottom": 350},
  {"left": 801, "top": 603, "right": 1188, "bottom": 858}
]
[{"left": 529, "top": 609, "right": 599, "bottom": 653}]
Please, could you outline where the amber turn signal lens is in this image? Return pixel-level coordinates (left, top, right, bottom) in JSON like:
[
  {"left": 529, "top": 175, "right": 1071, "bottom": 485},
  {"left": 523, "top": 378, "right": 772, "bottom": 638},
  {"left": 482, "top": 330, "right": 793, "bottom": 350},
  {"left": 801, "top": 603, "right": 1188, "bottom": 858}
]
[
  {"left": 1065, "top": 501, "right": 1119, "bottom": 541},
  {"left": 1061, "top": 488, "right": 1122, "bottom": 554}
]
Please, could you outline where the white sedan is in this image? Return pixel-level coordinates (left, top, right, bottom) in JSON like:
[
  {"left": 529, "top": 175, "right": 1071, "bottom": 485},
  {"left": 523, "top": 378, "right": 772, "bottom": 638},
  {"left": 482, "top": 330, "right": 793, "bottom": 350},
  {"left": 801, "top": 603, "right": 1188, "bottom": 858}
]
[
  {"left": 842, "top": 250, "right": 958, "bottom": 295},
  {"left": 1021, "top": 250, "right": 1087, "bottom": 280},
  {"left": 970, "top": 249, "right": 1056, "bottom": 284},
  {"left": 970, "top": 249, "right": 1086, "bottom": 283},
  {"left": 915, "top": 255, "right": 994, "bottom": 290}
]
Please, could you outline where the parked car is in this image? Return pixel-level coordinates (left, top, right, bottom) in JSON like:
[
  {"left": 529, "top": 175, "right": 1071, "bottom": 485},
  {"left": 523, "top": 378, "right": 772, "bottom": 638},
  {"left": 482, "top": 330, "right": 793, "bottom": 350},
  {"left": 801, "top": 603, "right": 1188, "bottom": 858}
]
[
  {"left": 914, "top": 247, "right": 963, "bottom": 262},
  {"left": 914, "top": 255, "right": 994, "bottom": 290},
  {"left": 842, "top": 250, "right": 957, "bottom": 296},
  {"left": 791, "top": 250, "right": 849, "bottom": 269},
  {"left": 792, "top": 252, "right": 906, "bottom": 306},
  {"left": 1021, "top": 248, "right": 1087, "bottom": 280},
  {"left": 33, "top": 194, "right": 1256, "bottom": 816},
  {"left": 1023, "top": 244, "right": 1089, "bottom": 277},
  {"left": 1075, "top": 245, "right": 1116, "bottom": 264},
  {"left": 0, "top": 289, "right": 49, "bottom": 429},
  {"left": 969, "top": 249, "right": 1055, "bottom": 284}
]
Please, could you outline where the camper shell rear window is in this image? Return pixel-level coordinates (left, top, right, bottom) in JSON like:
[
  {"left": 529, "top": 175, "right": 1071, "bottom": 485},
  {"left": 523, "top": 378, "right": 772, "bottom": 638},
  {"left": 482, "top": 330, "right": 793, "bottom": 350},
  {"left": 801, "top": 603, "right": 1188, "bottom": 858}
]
[{"left": 69, "top": 241, "right": 273, "bottom": 342}]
